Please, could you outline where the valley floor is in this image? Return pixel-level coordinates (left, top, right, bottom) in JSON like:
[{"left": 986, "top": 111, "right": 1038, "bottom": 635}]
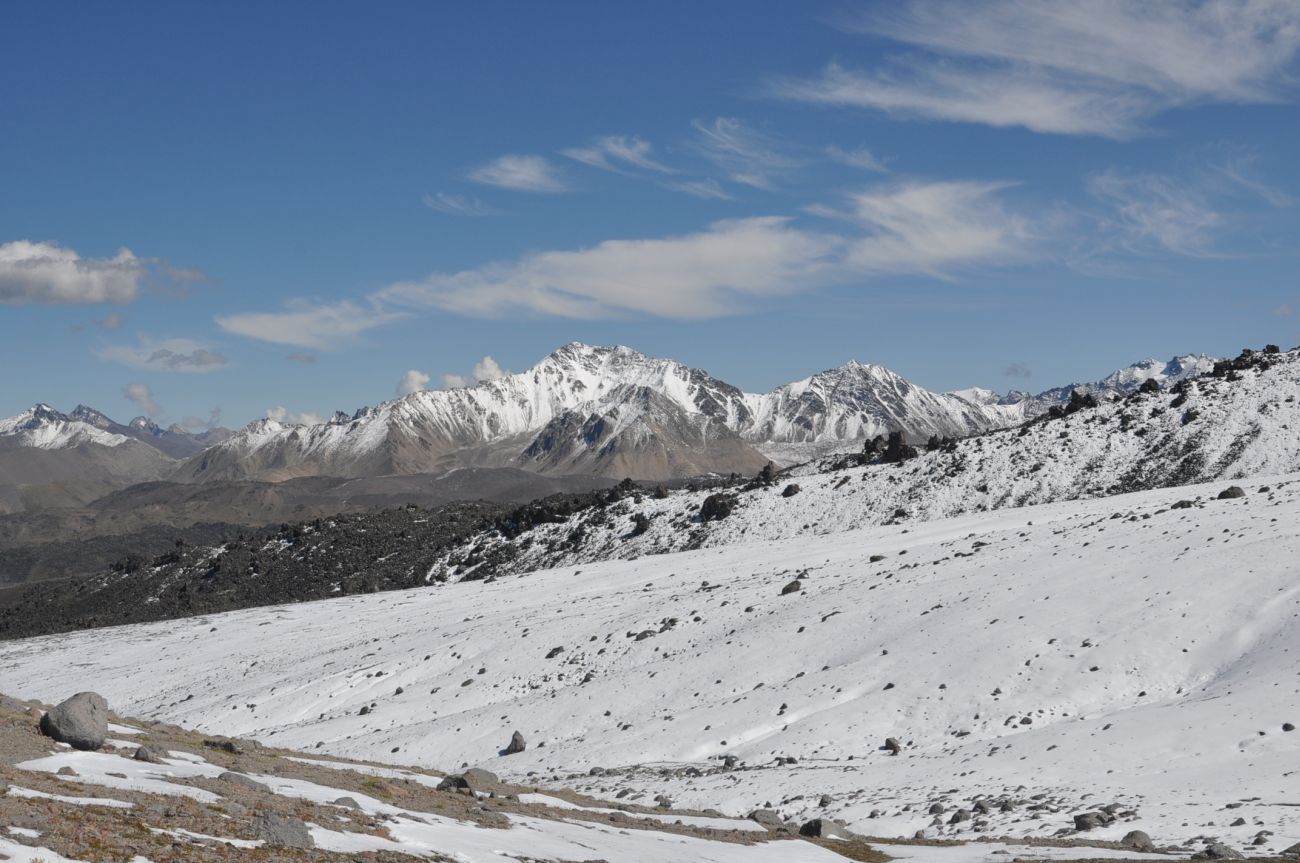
[{"left": 2, "top": 474, "right": 1299, "bottom": 859}]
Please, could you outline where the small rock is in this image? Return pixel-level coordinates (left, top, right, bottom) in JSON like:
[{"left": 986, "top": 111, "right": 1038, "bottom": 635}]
[
  {"left": 781, "top": 484, "right": 801, "bottom": 498},
  {"left": 332, "top": 796, "right": 362, "bottom": 809},
  {"left": 781, "top": 579, "right": 802, "bottom": 596},
  {"left": 883, "top": 737, "right": 902, "bottom": 755},
  {"left": 1217, "top": 486, "right": 1246, "bottom": 500}
]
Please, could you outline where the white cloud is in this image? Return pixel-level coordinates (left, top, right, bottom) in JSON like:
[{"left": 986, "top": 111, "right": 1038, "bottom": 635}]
[
  {"left": 396, "top": 368, "right": 431, "bottom": 397},
  {"left": 216, "top": 299, "right": 405, "bottom": 349},
  {"left": 468, "top": 154, "right": 567, "bottom": 193},
  {"left": 843, "top": 181, "right": 1035, "bottom": 276},
  {"left": 122, "top": 382, "right": 161, "bottom": 417},
  {"left": 0, "top": 241, "right": 146, "bottom": 304},
  {"left": 99, "top": 337, "right": 229, "bottom": 373},
  {"left": 1087, "top": 170, "right": 1225, "bottom": 257},
  {"left": 378, "top": 216, "right": 843, "bottom": 319},
  {"left": 826, "top": 145, "right": 890, "bottom": 173},
  {"left": 660, "top": 178, "right": 733, "bottom": 200},
  {"left": 422, "top": 191, "right": 496, "bottom": 216},
  {"left": 224, "top": 180, "right": 1033, "bottom": 327},
  {"left": 95, "top": 311, "right": 125, "bottom": 330},
  {"left": 178, "top": 408, "right": 223, "bottom": 431},
  {"left": 772, "top": 0, "right": 1300, "bottom": 137},
  {"left": 562, "top": 136, "right": 675, "bottom": 174},
  {"left": 691, "top": 117, "right": 800, "bottom": 190},
  {"left": 265, "top": 406, "right": 324, "bottom": 426},
  {"left": 441, "top": 355, "right": 508, "bottom": 390}
]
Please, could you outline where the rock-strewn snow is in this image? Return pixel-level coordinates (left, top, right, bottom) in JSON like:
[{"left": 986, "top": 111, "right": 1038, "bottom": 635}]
[{"left": 4, "top": 471, "right": 1298, "bottom": 853}]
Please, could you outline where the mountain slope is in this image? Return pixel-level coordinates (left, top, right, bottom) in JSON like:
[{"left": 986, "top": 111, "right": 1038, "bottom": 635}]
[
  {"left": 0, "top": 405, "right": 178, "bottom": 515},
  {"left": 416, "top": 346, "right": 1297, "bottom": 577},
  {"left": 68, "top": 405, "right": 232, "bottom": 458},
  {"left": 5, "top": 473, "right": 1297, "bottom": 854}
]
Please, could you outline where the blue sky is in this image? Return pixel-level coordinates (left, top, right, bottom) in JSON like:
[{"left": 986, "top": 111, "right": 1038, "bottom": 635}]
[{"left": 3, "top": 0, "right": 1299, "bottom": 428}]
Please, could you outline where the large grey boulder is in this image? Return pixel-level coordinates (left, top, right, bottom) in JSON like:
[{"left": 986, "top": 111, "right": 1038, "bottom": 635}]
[
  {"left": 438, "top": 767, "right": 502, "bottom": 796},
  {"left": 251, "top": 813, "right": 313, "bottom": 849},
  {"left": 1121, "top": 830, "right": 1154, "bottom": 852},
  {"left": 219, "top": 771, "right": 272, "bottom": 793},
  {"left": 503, "top": 730, "right": 526, "bottom": 755},
  {"left": 38, "top": 692, "right": 108, "bottom": 751},
  {"left": 799, "top": 818, "right": 851, "bottom": 839},
  {"left": 747, "top": 809, "right": 786, "bottom": 829},
  {"left": 1193, "top": 843, "right": 1244, "bottom": 860}
]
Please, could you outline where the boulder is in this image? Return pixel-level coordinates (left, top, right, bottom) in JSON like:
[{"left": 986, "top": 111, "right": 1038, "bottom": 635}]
[
  {"left": 1192, "top": 843, "right": 1244, "bottom": 860},
  {"left": 504, "top": 730, "right": 526, "bottom": 755},
  {"left": 781, "top": 484, "right": 801, "bottom": 498},
  {"left": 1121, "top": 830, "right": 1155, "bottom": 852},
  {"left": 883, "top": 737, "right": 902, "bottom": 755},
  {"left": 781, "top": 579, "right": 802, "bottom": 596},
  {"left": 219, "top": 771, "right": 272, "bottom": 793},
  {"left": 132, "top": 744, "right": 168, "bottom": 764},
  {"left": 747, "top": 809, "right": 785, "bottom": 829},
  {"left": 799, "top": 818, "right": 851, "bottom": 839},
  {"left": 1280, "top": 842, "right": 1300, "bottom": 857},
  {"left": 1217, "top": 486, "right": 1246, "bottom": 500},
  {"left": 38, "top": 692, "right": 108, "bottom": 751},
  {"left": 251, "top": 813, "right": 313, "bottom": 849},
  {"left": 439, "top": 767, "right": 502, "bottom": 796},
  {"left": 1073, "top": 812, "right": 1105, "bottom": 831}
]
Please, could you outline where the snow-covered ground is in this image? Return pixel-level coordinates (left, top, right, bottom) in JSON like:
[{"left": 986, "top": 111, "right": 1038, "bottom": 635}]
[{"left": 3, "top": 472, "right": 1298, "bottom": 856}]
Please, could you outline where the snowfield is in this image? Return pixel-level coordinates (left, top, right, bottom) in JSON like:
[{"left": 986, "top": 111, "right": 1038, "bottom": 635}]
[{"left": 4, "top": 472, "right": 1299, "bottom": 856}]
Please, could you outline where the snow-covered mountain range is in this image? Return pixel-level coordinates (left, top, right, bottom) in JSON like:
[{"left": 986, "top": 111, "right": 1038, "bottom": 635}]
[
  {"left": 171, "top": 343, "right": 1215, "bottom": 483},
  {"left": 0, "top": 344, "right": 1223, "bottom": 500}
]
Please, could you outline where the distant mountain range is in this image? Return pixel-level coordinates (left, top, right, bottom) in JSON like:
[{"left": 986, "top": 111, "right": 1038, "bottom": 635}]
[{"left": 0, "top": 344, "right": 1218, "bottom": 512}]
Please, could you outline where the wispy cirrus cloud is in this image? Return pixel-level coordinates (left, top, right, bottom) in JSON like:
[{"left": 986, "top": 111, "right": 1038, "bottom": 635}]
[
  {"left": 99, "top": 337, "right": 229, "bottom": 373},
  {"left": 842, "top": 180, "right": 1035, "bottom": 276},
  {"left": 771, "top": 0, "right": 1300, "bottom": 137},
  {"left": 377, "top": 216, "right": 843, "bottom": 319},
  {"left": 468, "top": 154, "right": 567, "bottom": 192},
  {"left": 216, "top": 299, "right": 405, "bottom": 350},
  {"left": 1078, "top": 158, "right": 1293, "bottom": 264},
  {"left": 422, "top": 191, "right": 497, "bottom": 216},
  {"left": 690, "top": 117, "right": 801, "bottom": 190},
  {"left": 826, "top": 145, "right": 890, "bottom": 173},
  {"left": 562, "top": 135, "right": 675, "bottom": 175},
  {"left": 218, "top": 180, "right": 1036, "bottom": 331},
  {"left": 660, "top": 178, "right": 733, "bottom": 200}
]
